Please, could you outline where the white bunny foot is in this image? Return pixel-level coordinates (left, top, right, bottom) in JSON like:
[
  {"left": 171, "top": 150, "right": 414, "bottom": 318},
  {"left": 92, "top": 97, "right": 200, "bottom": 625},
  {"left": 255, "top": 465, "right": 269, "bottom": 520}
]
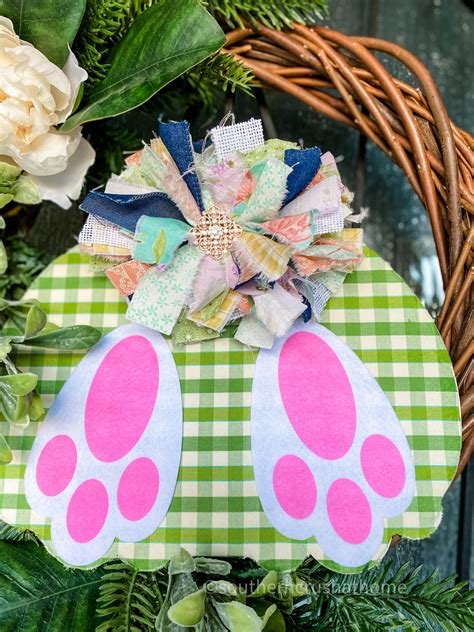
[
  {"left": 24, "top": 324, "right": 183, "bottom": 566},
  {"left": 251, "top": 322, "right": 415, "bottom": 568}
]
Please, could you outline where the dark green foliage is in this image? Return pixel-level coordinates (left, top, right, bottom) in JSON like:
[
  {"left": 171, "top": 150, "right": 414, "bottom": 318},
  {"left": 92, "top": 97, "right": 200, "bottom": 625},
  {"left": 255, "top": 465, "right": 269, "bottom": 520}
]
[
  {"left": 0, "top": 0, "right": 86, "bottom": 66},
  {"left": 76, "top": 0, "right": 134, "bottom": 87},
  {"left": 92, "top": 554, "right": 474, "bottom": 631},
  {"left": 290, "top": 558, "right": 474, "bottom": 631},
  {"left": 0, "top": 539, "right": 105, "bottom": 631},
  {"left": 189, "top": 52, "right": 256, "bottom": 107},
  {"left": 96, "top": 561, "right": 168, "bottom": 631},
  {"left": 0, "top": 236, "right": 51, "bottom": 301},
  {"left": 206, "top": 0, "right": 328, "bottom": 29},
  {"left": 0, "top": 520, "right": 39, "bottom": 543}
]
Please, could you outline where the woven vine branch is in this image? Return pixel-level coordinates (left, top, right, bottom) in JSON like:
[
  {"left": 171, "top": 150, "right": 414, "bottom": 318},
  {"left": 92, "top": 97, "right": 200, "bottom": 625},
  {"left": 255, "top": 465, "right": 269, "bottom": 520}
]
[{"left": 225, "top": 23, "right": 474, "bottom": 474}]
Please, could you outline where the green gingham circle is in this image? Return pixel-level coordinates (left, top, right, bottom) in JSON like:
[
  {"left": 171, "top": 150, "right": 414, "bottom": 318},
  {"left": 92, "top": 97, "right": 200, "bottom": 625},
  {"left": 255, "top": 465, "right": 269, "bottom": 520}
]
[{"left": 0, "top": 246, "right": 461, "bottom": 572}]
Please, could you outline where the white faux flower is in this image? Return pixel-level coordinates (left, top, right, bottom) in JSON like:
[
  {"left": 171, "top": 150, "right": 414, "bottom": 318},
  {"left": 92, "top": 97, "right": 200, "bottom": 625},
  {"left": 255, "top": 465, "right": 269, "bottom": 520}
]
[{"left": 0, "top": 17, "right": 95, "bottom": 208}]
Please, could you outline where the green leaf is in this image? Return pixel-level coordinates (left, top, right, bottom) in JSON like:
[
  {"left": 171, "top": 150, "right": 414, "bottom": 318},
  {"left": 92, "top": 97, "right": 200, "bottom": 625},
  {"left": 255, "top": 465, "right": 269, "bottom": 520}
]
[
  {"left": 215, "top": 601, "right": 263, "bottom": 632},
  {"left": 0, "top": 337, "right": 11, "bottom": 361},
  {"left": 0, "top": 0, "right": 87, "bottom": 67},
  {"left": 263, "top": 607, "right": 286, "bottom": 631},
  {"left": 0, "top": 388, "right": 29, "bottom": 423},
  {"left": 153, "top": 229, "right": 167, "bottom": 263},
  {"left": 12, "top": 175, "right": 41, "bottom": 205},
  {"left": 0, "top": 540, "right": 105, "bottom": 630},
  {"left": 194, "top": 557, "right": 232, "bottom": 575},
  {"left": 169, "top": 547, "right": 196, "bottom": 576},
  {"left": 26, "top": 325, "right": 101, "bottom": 350},
  {"left": 24, "top": 304, "right": 47, "bottom": 339},
  {"left": 62, "top": 0, "right": 225, "bottom": 131},
  {"left": 28, "top": 390, "right": 45, "bottom": 421},
  {"left": 0, "top": 435, "right": 12, "bottom": 464},
  {"left": 0, "top": 241, "right": 6, "bottom": 275},
  {"left": 261, "top": 604, "right": 278, "bottom": 629},
  {"left": 0, "top": 373, "right": 38, "bottom": 396},
  {"left": 205, "top": 580, "right": 240, "bottom": 598},
  {"left": 249, "top": 571, "right": 278, "bottom": 598},
  {"left": 96, "top": 561, "right": 165, "bottom": 632},
  {"left": 168, "top": 589, "right": 206, "bottom": 626}
]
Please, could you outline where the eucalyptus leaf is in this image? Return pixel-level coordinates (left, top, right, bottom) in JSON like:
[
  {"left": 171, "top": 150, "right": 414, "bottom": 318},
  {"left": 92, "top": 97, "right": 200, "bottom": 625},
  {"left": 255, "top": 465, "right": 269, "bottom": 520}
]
[
  {"left": 168, "top": 589, "right": 206, "bottom": 627},
  {"left": 0, "top": 540, "right": 105, "bottom": 630},
  {"left": 10, "top": 413, "right": 30, "bottom": 428},
  {"left": 0, "top": 388, "right": 29, "bottom": 423},
  {"left": 0, "top": 373, "right": 38, "bottom": 396},
  {"left": 28, "top": 390, "right": 45, "bottom": 421},
  {"left": 62, "top": 0, "right": 225, "bottom": 130},
  {"left": 0, "top": 435, "right": 12, "bottom": 464},
  {"left": 169, "top": 547, "right": 196, "bottom": 576},
  {"left": 195, "top": 557, "right": 232, "bottom": 575},
  {"left": 215, "top": 601, "right": 263, "bottom": 632},
  {"left": 25, "top": 325, "right": 101, "bottom": 350},
  {"left": 0, "top": 337, "right": 12, "bottom": 361},
  {"left": 249, "top": 571, "right": 278, "bottom": 598},
  {"left": 205, "top": 580, "right": 240, "bottom": 598},
  {"left": 261, "top": 604, "right": 278, "bottom": 629},
  {"left": 0, "top": 0, "right": 87, "bottom": 67},
  {"left": 0, "top": 240, "right": 6, "bottom": 275},
  {"left": 263, "top": 607, "right": 286, "bottom": 631},
  {"left": 24, "top": 303, "right": 47, "bottom": 339}
]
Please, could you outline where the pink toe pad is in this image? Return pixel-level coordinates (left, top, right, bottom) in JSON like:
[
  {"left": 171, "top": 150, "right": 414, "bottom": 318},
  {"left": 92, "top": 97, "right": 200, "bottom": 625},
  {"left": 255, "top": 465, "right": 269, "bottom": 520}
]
[
  {"left": 118, "top": 458, "right": 160, "bottom": 521},
  {"left": 67, "top": 479, "right": 109, "bottom": 543},
  {"left": 37, "top": 435, "right": 77, "bottom": 497},
  {"left": 327, "top": 478, "right": 372, "bottom": 544},
  {"left": 273, "top": 454, "right": 317, "bottom": 519},
  {"left": 361, "top": 434, "right": 406, "bottom": 498}
]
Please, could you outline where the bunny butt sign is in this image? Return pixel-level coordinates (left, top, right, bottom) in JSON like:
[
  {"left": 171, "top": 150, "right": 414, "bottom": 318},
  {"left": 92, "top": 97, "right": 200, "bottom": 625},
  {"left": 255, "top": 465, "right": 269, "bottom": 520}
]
[{"left": 0, "top": 119, "right": 461, "bottom": 572}]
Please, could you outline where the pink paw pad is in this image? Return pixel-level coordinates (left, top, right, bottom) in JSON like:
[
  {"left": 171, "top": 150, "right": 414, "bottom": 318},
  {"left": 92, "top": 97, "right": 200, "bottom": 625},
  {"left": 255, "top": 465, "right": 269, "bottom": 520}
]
[
  {"left": 118, "top": 458, "right": 160, "bottom": 521},
  {"left": 273, "top": 455, "right": 317, "bottom": 520},
  {"left": 279, "top": 331, "right": 356, "bottom": 460},
  {"left": 67, "top": 480, "right": 109, "bottom": 543},
  {"left": 327, "top": 478, "right": 372, "bottom": 545},
  {"left": 24, "top": 324, "right": 183, "bottom": 567},
  {"left": 251, "top": 322, "right": 415, "bottom": 568},
  {"left": 85, "top": 336, "right": 159, "bottom": 462},
  {"left": 37, "top": 435, "right": 77, "bottom": 497}
]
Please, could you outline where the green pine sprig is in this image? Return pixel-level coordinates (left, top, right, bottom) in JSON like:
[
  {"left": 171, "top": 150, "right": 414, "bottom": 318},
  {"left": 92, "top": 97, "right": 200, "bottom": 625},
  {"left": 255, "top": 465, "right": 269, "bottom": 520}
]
[
  {"left": 188, "top": 52, "right": 256, "bottom": 107},
  {"left": 76, "top": 0, "right": 134, "bottom": 86},
  {"left": 205, "top": 0, "right": 329, "bottom": 29}
]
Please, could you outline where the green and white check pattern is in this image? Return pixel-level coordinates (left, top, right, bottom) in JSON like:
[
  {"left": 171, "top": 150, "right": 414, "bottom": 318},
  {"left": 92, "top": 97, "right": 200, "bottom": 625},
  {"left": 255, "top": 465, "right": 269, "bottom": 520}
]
[{"left": 0, "top": 247, "right": 461, "bottom": 572}]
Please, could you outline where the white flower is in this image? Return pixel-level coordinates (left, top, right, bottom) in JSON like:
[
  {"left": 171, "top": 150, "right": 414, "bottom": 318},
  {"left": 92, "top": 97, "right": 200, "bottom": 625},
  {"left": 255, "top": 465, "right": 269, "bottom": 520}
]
[{"left": 0, "top": 17, "right": 95, "bottom": 208}]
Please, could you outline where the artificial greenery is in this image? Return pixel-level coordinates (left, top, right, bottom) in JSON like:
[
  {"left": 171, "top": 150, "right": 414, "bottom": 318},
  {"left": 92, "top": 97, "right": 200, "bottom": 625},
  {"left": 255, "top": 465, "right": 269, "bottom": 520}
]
[
  {"left": 0, "top": 236, "right": 51, "bottom": 301},
  {"left": 0, "top": 538, "right": 106, "bottom": 631},
  {"left": 0, "top": 219, "right": 102, "bottom": 463},
  {"left": 0, "top": 534, "right": 472, "bottom": 631},
  {"left": 206, "top": 0, "right": 328, "bottom": 29}
]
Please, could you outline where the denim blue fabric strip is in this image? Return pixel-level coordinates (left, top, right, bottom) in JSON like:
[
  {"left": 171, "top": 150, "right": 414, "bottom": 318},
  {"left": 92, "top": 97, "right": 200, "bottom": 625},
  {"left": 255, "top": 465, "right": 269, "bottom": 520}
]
[
  {"left": 80, "top": 191, "right": 183, "bottom": 233},
  {"left": 283, "top": 147, "right": 321, "bottom": 204},
  {"left": 159, "top": 121, "right": 204, "bottom": 212},
  {"left": 193, "top": 138, "right": 211, "bottom": 153}
]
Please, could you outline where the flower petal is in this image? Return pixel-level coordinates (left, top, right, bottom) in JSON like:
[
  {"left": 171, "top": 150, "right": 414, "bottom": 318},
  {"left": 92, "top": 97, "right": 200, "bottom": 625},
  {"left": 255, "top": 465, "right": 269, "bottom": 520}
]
[{"left": 31, "top": 138, "right": 95, "bottom": 208}]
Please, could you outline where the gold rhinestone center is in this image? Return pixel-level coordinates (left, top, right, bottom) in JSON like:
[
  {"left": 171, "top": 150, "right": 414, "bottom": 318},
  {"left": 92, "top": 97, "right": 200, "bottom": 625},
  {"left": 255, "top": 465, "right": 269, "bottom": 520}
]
[{"left": 190, "top": 206, "right": 243, "bottom": 261}]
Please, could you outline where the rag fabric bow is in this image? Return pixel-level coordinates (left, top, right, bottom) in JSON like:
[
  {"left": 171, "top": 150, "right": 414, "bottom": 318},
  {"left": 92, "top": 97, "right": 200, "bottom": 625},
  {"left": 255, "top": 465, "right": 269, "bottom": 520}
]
[{"left": 79, "top": 120, "right": 363, "bottom": 348}]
